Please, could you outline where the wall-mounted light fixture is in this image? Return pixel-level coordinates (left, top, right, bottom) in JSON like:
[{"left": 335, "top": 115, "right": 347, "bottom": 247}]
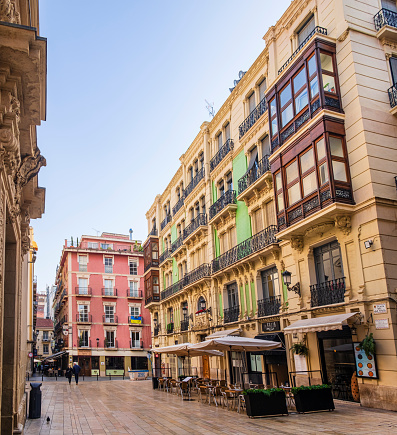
[
  {"left": 281, "top": 270, "right": 301, "bottom": 296},
  {"left": 364, "top": 240, "right": 373, "bottom": 249}
]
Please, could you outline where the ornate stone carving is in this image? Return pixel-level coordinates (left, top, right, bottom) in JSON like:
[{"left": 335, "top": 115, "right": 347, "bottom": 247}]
[
  {"left": 0, "top": 0, "right": 21, "bottom": 24},
  {"left": 304, "top": 222, "right": 334, "bottom": 238},
  {"left": 271, "top": 250, "right": 280, "bottom": 261},
  {"left": 290, "top": 236, "right": 304, "bottom": 253},
  {"left": 334, "top": 215, "right": 351, "bottom": 235},
  {"left": 21, "top": 234, "right": 30, "bottom": 256},
  {"left": 337, "top": 29, "right": 349, "bottom": 42}
]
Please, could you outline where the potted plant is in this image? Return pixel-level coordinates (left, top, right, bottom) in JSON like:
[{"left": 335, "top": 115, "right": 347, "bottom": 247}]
[
  {"left": 243, "top": 388, "right": 288, "bottom": 418},
  {"left": 290, "top": 341, "right": 308, "bottom": 356},
  {"left": 358, "top": 333, "right": 375, "bottom": 357},
  {"left": 292, "top": 385, "right": 334, "bottom": 413}
]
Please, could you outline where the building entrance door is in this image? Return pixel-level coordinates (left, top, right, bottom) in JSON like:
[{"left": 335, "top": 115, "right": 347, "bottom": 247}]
[
  {"left": 78, "top": 357, "right": 91, "bottom": 376},
  {"left": 202, "top": 355, "right": 210, "bottom": 379}
]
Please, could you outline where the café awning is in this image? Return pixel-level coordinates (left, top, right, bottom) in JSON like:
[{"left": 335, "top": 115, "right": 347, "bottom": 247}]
[
  {"left": 152, "top": 343, "right": 223, "bottom": 357},
  {"left": 206, "top": 328, "right": 241, "bottom": 340},
  {"left": 188, "top": 336, "right": 281, "bottom": 352},
  {"left": 43, "top": 350, "right": 67, "bottom": 361},
  {"left": 284, "top": 313, "right": 360, "bottom": 334}
]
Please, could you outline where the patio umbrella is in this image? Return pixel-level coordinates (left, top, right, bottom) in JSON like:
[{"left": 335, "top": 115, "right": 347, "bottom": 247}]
[
  {"left": 187, "top": 336, "right": 282, "bottom": 352},
  {"left": 153, "top": 343, "right": 223, "bottom": 357}
]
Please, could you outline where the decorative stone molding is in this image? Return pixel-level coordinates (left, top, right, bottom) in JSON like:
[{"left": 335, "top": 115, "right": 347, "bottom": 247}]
[
  {"left": 290, "top": 236, "right": 304, "bottom": 253},
  {"left": 334, "top": 215, "right": 351, "bottom": 235},
  {"left": 0, "top": 0, "right": 21, "bottom": 24},
  {"left": 337, "top": 29, "right": 349, "bottom": 42},
  {"left": 304, "top": 222, "right": 334, "bottom": 238}
]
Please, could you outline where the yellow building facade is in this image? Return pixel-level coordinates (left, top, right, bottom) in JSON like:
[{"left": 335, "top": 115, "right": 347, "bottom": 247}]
[{"left": 144, "top": 0, "right": 397, "bottom": 411}]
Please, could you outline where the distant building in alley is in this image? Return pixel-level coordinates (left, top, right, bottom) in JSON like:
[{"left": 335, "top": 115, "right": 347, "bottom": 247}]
[
  {"left": 36, "top": 290, "right": 47, "bottom": 318},
  {"left": 35, "top": 318, "right": 54, "bottom": 359},
  {"left": 52, "top": 232, "right": 150, "bottom": 376}
]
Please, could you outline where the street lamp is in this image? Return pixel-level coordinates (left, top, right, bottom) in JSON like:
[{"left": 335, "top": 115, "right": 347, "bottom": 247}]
[
  {"left": 282, "top": 270, "right": 300, "bottom": 296},
  {"left": 182, "top": 305, "right": 188, "bottom": 319}
]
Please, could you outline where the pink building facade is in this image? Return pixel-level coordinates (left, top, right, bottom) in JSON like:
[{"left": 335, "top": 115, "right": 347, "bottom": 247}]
[{"left": 53, "top": 232, "right": 150, "bottom": 376}]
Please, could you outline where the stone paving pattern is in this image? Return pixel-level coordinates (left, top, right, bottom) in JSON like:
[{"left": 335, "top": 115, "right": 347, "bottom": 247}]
[{"left": 25, "top": 380, "right": 397, "bottom": 434}]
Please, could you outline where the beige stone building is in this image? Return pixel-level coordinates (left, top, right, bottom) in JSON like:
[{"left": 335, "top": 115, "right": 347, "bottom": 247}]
[
  {"left": 0, "top": 0, "right": 47, "bottom": 432},
  {"left": 35, "top": 318, "right": 53, "bottom": 359},
  {"left": 144, "top": 0, "right": 397, "bottom": 412}
]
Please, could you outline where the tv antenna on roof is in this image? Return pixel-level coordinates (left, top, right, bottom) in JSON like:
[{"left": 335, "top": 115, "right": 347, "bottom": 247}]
[
  {"left": 92, "top": 228, "right": 100, "bottom": 237},
  {"left": 205, "top": 100, "right": 215, "bottom": 118}
]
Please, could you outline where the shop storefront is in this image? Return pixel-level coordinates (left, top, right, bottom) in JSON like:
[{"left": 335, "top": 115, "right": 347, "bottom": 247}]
[{"left": 105, "top": 356, "right": 124, "bottom": 376}]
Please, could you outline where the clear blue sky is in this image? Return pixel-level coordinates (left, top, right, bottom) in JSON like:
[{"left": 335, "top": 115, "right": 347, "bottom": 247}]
[{"left": 34, "top": 0, "right": 291, "bottom": 292}]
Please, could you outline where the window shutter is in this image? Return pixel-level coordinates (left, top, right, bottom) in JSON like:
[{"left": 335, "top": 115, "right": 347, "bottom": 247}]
[
  {"left": 298, "top": 15, "right": 315, "bottom": 45},
  {"left": 390, "top": 57, "right": 397, "bottom": 84},
  {"left": 266, "top": 201, "right": 276, "bottom": 226}
]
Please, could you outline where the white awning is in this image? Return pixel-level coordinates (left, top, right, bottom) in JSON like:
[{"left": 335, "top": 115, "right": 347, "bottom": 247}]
[
  {"left": 152, "top": 343, "right": 223, "bottom": 357},
  {"left": 206, "top": 328, "right": 241, "bottom": 340},
  {"left": 284, "top": 313, "right": 360, "bottom": 334},
  {"left": 188, "top": 336, "right": 281, "bottom": 352}
]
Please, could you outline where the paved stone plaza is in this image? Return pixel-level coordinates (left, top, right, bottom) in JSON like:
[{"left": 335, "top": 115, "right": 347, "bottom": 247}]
[{"left": 25, "top": 380, "right": 397, "bottom": 434}]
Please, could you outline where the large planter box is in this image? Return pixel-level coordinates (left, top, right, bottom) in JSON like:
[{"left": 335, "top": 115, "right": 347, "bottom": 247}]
[
  {"left": 294, "top": 388, "right": 334, "bottom": 413},
  {"left": 128, "top": 370, "right": 149, "bottom": 381},
  {"left": 245, "top": 391, "right": 288, "bottom": 418}
]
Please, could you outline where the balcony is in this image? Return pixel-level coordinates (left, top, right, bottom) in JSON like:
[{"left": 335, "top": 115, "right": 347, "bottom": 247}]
[
  {"left": 78, "top": 339, "right": 91, "bottom": 348},
  {"left": 103, "top": 315, "right": 118, "bottom": 324},
  {"left": 212, "top": 225, "right": 278, "bottom": 274},
  {"left": 154, "top": 326, "right": 160, "bottom": 336},
  {"left": 105, "top": 339, "right": 118, "bottom": 349},
  {"left": 144, "top": 259, "right": 159, "bottom": 273},
  {"left": 310, "top": 278, "right": 345, "bottom": 308},
  {"left": 184, "top": 263, "right": 211, "bottom": 288},
  {"left": 148, "top": 228, "right": 158, "bottom": 238},
  {"left": 74, "top": 287, "right": 92, "bottom": 296},
  {"left": 76, "top": 314, "right": 92, "bottom": 323},
  {"left": 145, "top": 295, "right": 160, "bottom": 305},
  {"left": 161, "top": 214, "right": 172, "bottom": 231},
  {"left": 159, "top": 248, "right": 171, "bottom": 266},
  {"left": 172, "top": 196, "right": 184, "bottom": 216},
  {"left": 388, "top": 84, "right": 397, "bottom": 113},
  {"left": 224, "top": 306, "right": 239, "bottom": 324},
  {"left": 237, "top": 155, "right": 271, "bottom": 201},
  {"left": 180, "top": 319, "right": 189, "bottom": 332},
  {"left": 374, "top": 8, "right": 397, "bottom": 42},
  {"left": 161, "top": 280, "right": 184, "bottom": 301},
  {"left": 278, "top": 26, "right": 327, "bottom": 75},
  {"left": 128, "top": 315, "right": 143, "bottom": 325},
  {"left": 209, "top": 190, "right": 237, "bottom": 224},
  {"left": 127, "top": 289, "right": 143, "bottom": 298},
  {"left": 183, "top": 213, "right": 207, "bottom": 244},
  {"left": 239, "top": 98, "right": 267, "bottom": 139},
  {"left": 210, "top": 139, "right": 234, "bottom": 172},
  {"left": 131, "top": 340, "right": 143, "bottom": 349},
  {"left": 257, "top": 296, "right": 281, "bottom": 317},
  {"left": 184, "top": 167, "right": 205, "bottom": 199},
  {"left": 166, "top": 323, "right": 174, "bottom": 334},
  {"left": 171, "top": 236, "right": 185, "bottom": 256},
  {"left": 101, "top": 288, "right": 117, "bottom": 297}
]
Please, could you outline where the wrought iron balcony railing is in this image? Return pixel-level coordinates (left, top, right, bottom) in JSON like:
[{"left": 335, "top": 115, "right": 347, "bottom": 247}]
[
  {"left": 172, "top": 196, "right": 184, "bottom": 216},
  {"left": 212, "top": 225, "right": 278, "bottom": 273},
  {"left": 239, "top": 98, "right": 267, "bottom": 139},
  {"left": 210, "top": 139, "right": 234, "bottom": 171},
  {"left": 171, "top": 236, "right": 183, "bottom": 253},
  {"left": 127, "top": 289, "right": 142, "bottom": 298},
  {"left": 148, "top": 227, "right": 158, "bottom": 237},
  {"left": 105, "top": 339, "right": 117, "bottom": 349},
  {"left": 278, "top": 26, "right": 327, "bottom": 75},
  {"left": 167, "top": 323, "right": 174, "bottom": 334},
  {"left": 101, "top": 288, "right": 117, "bottom": 297},
  {"left": 161, "top": 214, "right": 172, "bottom": 230},
  {"left": 257, "top": 296, "right": 281, "bottom": 317},
  {"left": 183, "top": 213, "right": 207, "bottom": 240},
  {"left": 145, "top": 295, "right": 160, "bottom": 305},
  {"left": 159, "top": 248, "right": 171, "bottom": 264},
  {"left": 184, "top": 263, "right": 211, "bottom": 287},
  {"left": 76, "top": 314, "right": 92, "bottom": 323},
  {"left": 161, "top": 280, "right": 184, "bottom": 300},
  {"left": 184, "top": 167, "right": 205, "bottom": 199},
  {"left": 374, "top": 8, "right": 397, "bottom": 31},
  {"left": 75, "top": 286, "right": 92, "bottom": 296},
  {"left": 224, "top": 306, "right": 240, "bottom": 323},
  {"left": 103, "top": 315, "right": 118, "bottom": 324},
  {"left": 209, "top": 190, "right": 237, "bottom": 220},
  {"left": 78, "top": 339, "right": 91, "bottom": 348},
  {"left": 238, "top": 155, "right": 270, "bottom": 195},
  {"left": 180, "top": 319, "right": 189, "bottom": 331},
  {"left": 310, "top": 277, "right": 345, "bottom": 308},
  {"left": 388, "top": 84, "right": 397, "bottom": 108},
  {"left": 131, "top": 340, "right": 143, "bottom": 349}
]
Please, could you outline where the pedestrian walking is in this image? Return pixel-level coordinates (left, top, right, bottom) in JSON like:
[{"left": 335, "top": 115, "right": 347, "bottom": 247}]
[
  {"left": 72, "top": 362, "right": 81, "bottom": 385},
  {"left": 65, "top": 366, "right": 72, "bottom": 384}
]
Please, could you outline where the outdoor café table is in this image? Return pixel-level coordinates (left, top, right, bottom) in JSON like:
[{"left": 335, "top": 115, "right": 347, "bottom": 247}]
[{"left": 224, "top": 389, "right": 243, "bottom": 409}]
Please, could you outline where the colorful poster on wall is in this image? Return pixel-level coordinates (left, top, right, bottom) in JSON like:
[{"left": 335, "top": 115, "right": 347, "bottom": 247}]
[{"left": 353, "top": 343, "right": 378, "bottom": 379}]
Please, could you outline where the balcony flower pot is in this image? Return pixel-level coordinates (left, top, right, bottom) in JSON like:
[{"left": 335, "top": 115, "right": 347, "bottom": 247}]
[
  {"left": 243, "top": 388, "right": 288, "bottom": 418},
  {"left": 292, "top": 385, "right": 334, "bottom": 413}
]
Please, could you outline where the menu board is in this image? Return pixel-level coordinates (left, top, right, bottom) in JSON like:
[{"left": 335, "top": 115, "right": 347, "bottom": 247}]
[{"left": 353, "top": 343, "right": 378, "bottom": 379}]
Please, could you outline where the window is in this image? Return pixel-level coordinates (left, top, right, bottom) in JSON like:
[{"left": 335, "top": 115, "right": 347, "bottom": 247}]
[
  {"left": 105, "top": 331, "right": 115, "bottom": 348},
  {"left": 258, "top": 78, "right": 267, "bottom": 102},
  {"left": 260, "top": 267, "right": 280, "bottom": 299},
  {"left": 78, "top": 278, "right": 88, "bottom": 295},
  {"left": 280, "top": 83, "right": 293, "bottom": 127},
  {"left": 194, "top": 159, "right": 199, "bottom": 174},
  {"left": 314, "top": 241, "right": 344, "bottom": 283},
  {"left": 248, "top": 92, "right": 256, "bottom": 114},
  {"left": 230, "top": 227, "right": 237, "bottom": 248},
  {"left": 130, "top": 306, "right": 141, "bottom": 317},
  {"left": 131, "top": 331, "right": 141, "bottom": 348},
  {"left": 42, "top": 331, "right": 49, "bottom": 340},
  {"left": 226, "top": 172, "right": 233, "bottom": 191},
  {"left": 321, "top": 52, "right": 336, "bottom": 94},
  {"left": 43, "top": 344, "right": 49, "bottom": 354},
  {"left": 194, "top": 202, "right": 200, "bottom": 217},
  {"left": 227, "top": 283, "right": 239, "bottom": 308},
  {"left": 78, "top": 304, "right": 89, "bottom": 322},
  {"left": 78, "top": 255, "right": 87, "bottom": 272},
  {"left": 286, "top": 160, "right": 301, "bottom": 206},
  {"left": 129, "top": 281, "right": 139, "bottom": 297},
  {"left": 87, "top": 242, "right": 98, "bottom": 249},
  {"left": 79, "top": 330, "right": 89, "bottom": 347},
  {"left": 329, "top": 136, "right": 348, "bottom": 182},
  {"left": 153, "top": 276, "right": 159, "bottom": 295},
  {"left": 382, "top": 0, "right": 397, "bottom": 12},
  {"left": 254, "top": 208, "right": 263, "bottom": 234},
  {"left": 250, "top": 354, "right": 263, "bottom": 372},
  {"left": 266, "top": 201, "right": 276, "bottom": 226},
  {"left": 101, "top": 243, "right": 113, "bottom": 250},
  {"left": 151, "top": 242, "right": 158, "bottom": 260},
  {"left": 199, "top": 152, "right": 204, "bottom": 168},
  {"left": 297, "top": 15, "right": 315, "bottom": 45},
  {"left": 261, "top": 135, "right": 271, "bottom": 157},
  {"left": 104, "top": 257, "right": 113, "bottom": 273},
  {"left": 225, "top": 122, "right": 231, "bottom": 141},
  {"left": 105, "top": 306, "right": 114, "bottom": 323},
  {"left": 197, "top": 296, "right": 206, "bottom": 312},
  {"left": 200, "top": 196, "right": 206, "bottom": 215},
  {"left": 104, "top": 279, "right": 113, "bottom": 296},
  {"left": 218, "top": 180, "right": 225, "bottom": 197},
  {"left": 129, "top": 261, "right": 137, "bottom": 275},
  {"left": 275, "top": 172, "right": 284, "bottom": 212},
  {"left": 293, "top": 66, "right": 308, "bottom": 114},
  {"left": 217, "top": 132, "right": 223, "bottom": 150},
  {"left": 269, "top": 97, "right": 278, "bottom": 136},
  {"left": 316, "top": 137, "right": 329, "bottom": 185}
]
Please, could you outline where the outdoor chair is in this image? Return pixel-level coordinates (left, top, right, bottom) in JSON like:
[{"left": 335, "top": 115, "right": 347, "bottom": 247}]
[
  {"left": 180, "top": 381, "right": 191, "bottom": 400},
  {"left": 219, "top": 380, "right": 227, "bottom": 387},
  {"left": 209, "top": 386, "right": 222, "bottom": 407},
  {"left": 158, "top": 378, "right": 165, "bottom": 391},
  {"left": 237, "top": 394, "right": 246, "bottom": 414},
  {"left": 199, "top": 385, "right": 209, "bottom": 404},
  {"left": 221, "top": 389, "right": 236, "bottom": 410},
  {"left": 170, "top": 380, "right": 179, "bottom": 395}
]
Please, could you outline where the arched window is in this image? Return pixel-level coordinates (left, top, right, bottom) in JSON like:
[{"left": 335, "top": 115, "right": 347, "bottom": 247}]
[{"left": 197, "top": 296, "right": 206, "bottom": 313}]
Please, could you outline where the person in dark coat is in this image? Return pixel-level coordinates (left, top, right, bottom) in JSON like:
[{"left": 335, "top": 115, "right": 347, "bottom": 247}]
[
  {"left": 65, "top": 366, "right": 72, "bottom": 384},
  {"left": 72, "top": 362, "right": 81, "bottom": 384}
]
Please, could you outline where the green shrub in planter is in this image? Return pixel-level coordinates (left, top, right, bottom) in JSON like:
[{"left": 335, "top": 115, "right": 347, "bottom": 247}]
[
  {"left": 243, "top": 388, "right": 288, "bottom": 418},
  {"left": 291, "top": 385, "right": 334, "bottom": 413}
]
